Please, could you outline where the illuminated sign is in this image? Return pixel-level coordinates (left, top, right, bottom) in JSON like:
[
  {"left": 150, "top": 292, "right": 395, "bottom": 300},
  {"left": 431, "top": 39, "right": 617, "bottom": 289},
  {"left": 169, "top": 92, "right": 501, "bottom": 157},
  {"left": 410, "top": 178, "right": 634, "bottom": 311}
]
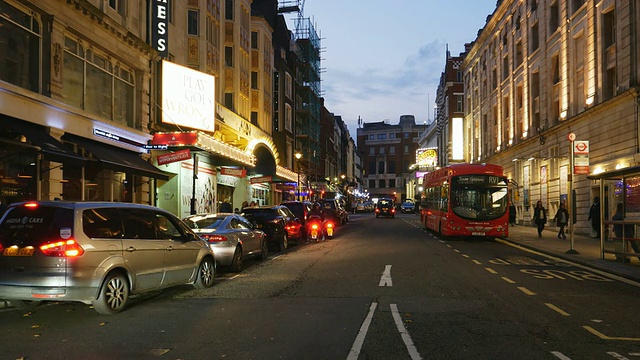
[
  {"left": 157, "top": 149, "right": 191, "bottom": 165},
  {"left": 416, "top": 148, "right": 437, "bottom": 167},
  {"left": 152, "top": 0, "right": 169, "bottom": 57},
  {"left": 151, "top": 131, "right": 198, "bottom": 146},
  {"left": 220, "top": 167, "right": 247, "bottom": 178},
  {"left": 162, "top": 60, "right": 215, "bottom": 132},
  {"left": 250, "top": 176, "right": 272, "bottom": 184},
  {"left": 93, "top": 128, "right": 145, "bottom": 148}
]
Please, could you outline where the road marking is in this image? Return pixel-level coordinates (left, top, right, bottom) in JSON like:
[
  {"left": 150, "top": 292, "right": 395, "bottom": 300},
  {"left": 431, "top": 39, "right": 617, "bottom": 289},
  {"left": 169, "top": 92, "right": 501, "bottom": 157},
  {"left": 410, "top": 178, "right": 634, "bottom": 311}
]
[
  {"left": 501, "top": 277, "right": 516, "bottom": 284},
  {"left": 472, "top": 260, "right": 482, "bottom": 265},
  {"left": 607, "top": 352, "right": 631, "bottom": 359},
  {"left": 390, "top": 304, "right": 422, "bottom": 360},
  {"left": 517, "top": 286, "right": 536, "bottom": 295},
  {"left": 550, "top": 351, "right": 572, "bottom": 360},
  {"left": 496, "top": 239, "right": 640, "bottom": 287},
  {"left": 485, "top": 268, "right": 498, "bottom": 274},
  {"left": 461, "top": 254, "right": 470, "bottom": 258},
  {"left": 545, "top": 303, "right": 571, "bottom": 316},
  {"left": 379, "top": 265, "right": 393, "bottom": 287},
  {"left": 583, "top": 326, "right": 640, "bottom": 341},
  {"left": 347, "top": 302, "right": 378, "bottom": 360}
]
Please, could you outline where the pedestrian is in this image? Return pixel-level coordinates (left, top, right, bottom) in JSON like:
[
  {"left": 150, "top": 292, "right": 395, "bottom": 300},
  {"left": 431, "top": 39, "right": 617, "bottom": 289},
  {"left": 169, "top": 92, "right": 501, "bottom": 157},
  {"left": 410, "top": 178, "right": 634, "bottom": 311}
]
[
  {"left": 241, "top": 201, "right": 249, "bottom": 210},
  {"left": 219, "top": 198, "right": 233, "bottom": 213},
  {"left": 509, "top": 202, "right": 516, "bottom": 226},
  {"left": 532, "top": 200, "right": 547, "bottom": 237},
  {"left": 612, "top": 203, "right": 640, "bottom": 258},
  {"left": 588, "top": 196, "right": 601, "bottom": 238},
  {"left": 553, "top": 202, "right": 569, "bottom": 239},
  {"left": 249, "top": 200, "right": 256, "bottom": 207}
]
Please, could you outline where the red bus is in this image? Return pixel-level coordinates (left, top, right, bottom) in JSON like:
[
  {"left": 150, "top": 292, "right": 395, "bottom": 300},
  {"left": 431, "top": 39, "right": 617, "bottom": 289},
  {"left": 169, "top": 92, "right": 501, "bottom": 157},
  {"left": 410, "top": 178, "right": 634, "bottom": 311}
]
[{"left": 420, "top": 163, "right": 509, "bottom": 239}]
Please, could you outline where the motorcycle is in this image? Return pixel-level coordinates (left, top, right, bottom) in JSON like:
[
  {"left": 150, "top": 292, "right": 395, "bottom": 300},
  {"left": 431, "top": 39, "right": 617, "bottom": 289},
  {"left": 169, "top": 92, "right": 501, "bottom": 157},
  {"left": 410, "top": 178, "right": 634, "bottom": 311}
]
[{"left": 307, "top": 215, "right": 334, "bottom": 241}]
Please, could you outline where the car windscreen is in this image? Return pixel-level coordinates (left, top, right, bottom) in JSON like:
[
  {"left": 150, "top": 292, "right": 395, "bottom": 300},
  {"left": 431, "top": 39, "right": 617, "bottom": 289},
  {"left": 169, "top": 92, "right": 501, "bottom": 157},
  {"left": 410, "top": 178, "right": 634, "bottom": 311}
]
[
  {"left": 0, "top": 205, "right": 74, "bottom": 247},
  {"left": 184, "top": 216, "right": 226, "bottom": 229}
]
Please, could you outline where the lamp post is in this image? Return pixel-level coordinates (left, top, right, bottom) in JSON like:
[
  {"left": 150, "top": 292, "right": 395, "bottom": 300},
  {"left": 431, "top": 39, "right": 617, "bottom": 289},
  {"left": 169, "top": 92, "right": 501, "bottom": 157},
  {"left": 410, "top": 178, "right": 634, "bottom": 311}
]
[{"left": 295, "top": 152, "right": 302, "bottom": 201}]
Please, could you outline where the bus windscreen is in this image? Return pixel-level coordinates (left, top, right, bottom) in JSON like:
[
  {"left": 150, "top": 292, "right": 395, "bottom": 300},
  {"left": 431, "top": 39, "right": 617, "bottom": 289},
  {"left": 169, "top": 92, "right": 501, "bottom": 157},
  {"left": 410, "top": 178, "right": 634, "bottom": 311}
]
[{"left": 450, "top": 175, "right": 508, "bottom": 221}]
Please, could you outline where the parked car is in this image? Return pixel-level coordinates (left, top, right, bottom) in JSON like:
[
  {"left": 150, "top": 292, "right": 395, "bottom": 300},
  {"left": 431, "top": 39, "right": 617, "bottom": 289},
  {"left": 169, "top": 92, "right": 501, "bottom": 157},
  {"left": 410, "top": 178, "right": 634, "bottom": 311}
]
[
  {"left": 183, "top": 213, "right": 268, "bottom": 272},
  {"left": 401, "top": 200, "right": 415, "bottom": 213},
  {"left": 356, "top": 202, "right": 367, "bottom": 213},
  {"left": 375, "top": 198, "right": 396, "bottom": 218},
  {"left": 319, "top": 198, "right": 349, "bottom": 225},
  {"left": 241, "top": 205, "right": 302, "bottom": 251},
  {"left": 0, "top": 201, "right": 216, "bottom": 315},
  {"left": 280, "top": 200, "right": 313, "bottom": 227}
]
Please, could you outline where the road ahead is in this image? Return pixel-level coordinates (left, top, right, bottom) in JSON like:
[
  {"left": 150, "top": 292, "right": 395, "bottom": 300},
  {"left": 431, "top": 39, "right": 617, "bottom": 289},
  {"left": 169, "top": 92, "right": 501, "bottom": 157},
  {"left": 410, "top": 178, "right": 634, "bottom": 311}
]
[{"left": 1, "top": 213, "right": 640, "bottom": 360}]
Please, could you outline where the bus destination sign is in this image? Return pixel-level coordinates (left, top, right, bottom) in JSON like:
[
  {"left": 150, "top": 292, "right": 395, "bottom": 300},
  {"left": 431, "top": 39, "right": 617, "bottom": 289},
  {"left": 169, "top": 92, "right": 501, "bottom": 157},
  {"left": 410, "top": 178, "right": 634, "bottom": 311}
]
[{"left": 456, "top": 175, "right": 505, "bottom": 185}]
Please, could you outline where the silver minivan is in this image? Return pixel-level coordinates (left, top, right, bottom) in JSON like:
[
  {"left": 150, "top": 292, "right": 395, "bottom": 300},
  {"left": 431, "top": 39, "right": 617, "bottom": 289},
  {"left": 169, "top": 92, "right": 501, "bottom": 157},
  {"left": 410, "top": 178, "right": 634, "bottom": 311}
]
[{"left": 0, "top": 201, "right": 216, "bottom": 314}]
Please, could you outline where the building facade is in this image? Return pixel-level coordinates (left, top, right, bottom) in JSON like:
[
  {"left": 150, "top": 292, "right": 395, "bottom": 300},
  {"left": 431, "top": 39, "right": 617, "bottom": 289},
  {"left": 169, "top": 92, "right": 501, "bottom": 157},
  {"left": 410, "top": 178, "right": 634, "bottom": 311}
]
[
  {"left": 462, "top": 0, "right": 640, "bottom": 235},
  {"left": 357, "top": 116, "right": 427, "bottom": 203}
]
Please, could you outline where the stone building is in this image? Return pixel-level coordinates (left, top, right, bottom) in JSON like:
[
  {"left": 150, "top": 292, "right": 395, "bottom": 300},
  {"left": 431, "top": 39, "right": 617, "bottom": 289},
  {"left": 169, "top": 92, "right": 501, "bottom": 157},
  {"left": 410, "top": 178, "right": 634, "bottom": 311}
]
[{"left": 462, "top": 0, "right": 640, "bottom": 235}]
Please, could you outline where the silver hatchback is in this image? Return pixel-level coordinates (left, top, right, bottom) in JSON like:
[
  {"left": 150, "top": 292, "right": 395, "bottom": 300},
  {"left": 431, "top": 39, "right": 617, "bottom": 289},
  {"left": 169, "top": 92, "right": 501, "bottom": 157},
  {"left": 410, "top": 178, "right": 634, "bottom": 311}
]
[{"left": 0, "top": 201, "right": 216, "bottom": 314}]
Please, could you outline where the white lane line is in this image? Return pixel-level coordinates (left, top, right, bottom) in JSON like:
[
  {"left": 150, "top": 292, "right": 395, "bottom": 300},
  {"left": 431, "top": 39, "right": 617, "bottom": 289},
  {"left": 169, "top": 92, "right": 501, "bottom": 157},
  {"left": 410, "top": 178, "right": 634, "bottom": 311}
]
[
  {"left": 551, "top": 351, "right": 573, "bottom": 360},
  {"left": 379, "top": 265, "right": 393, "bottom": 287},
  {"left": 606, "top": 352, "right": 630, "bottom": 360},
  {"left": 390, "top": 304, "right": 422, "bottom": 360},
  {"left": 347, "top": 302, "right": 378, "bottom": 360}
]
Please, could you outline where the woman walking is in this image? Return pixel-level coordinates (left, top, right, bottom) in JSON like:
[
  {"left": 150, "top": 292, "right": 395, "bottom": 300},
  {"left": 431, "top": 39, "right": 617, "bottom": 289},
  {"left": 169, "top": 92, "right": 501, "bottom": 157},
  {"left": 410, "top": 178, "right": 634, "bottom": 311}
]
[
  {"left": 553, "top": 202, "right": 569, "bottom": 239},
  {"left": 532, "top": 200, "right": 547, "bottom": 237}
]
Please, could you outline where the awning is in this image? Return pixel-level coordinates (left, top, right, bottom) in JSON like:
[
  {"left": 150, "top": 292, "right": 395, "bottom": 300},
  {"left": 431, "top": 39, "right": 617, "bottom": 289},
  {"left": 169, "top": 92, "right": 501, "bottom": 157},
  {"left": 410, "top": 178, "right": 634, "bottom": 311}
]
[
  {"left": 0, "top": 117, "right": 86, "bottom": 166},
  {"left": 63, "top": 134, "right": 170, "bottom": 180},
  {"left": 586, "top": 165, "right": 640, "bottom": 181}
]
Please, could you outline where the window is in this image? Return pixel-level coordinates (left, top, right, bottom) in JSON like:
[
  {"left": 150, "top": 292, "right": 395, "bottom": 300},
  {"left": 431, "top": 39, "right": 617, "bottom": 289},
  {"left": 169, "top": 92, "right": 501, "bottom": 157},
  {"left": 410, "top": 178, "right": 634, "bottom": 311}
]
[
  {"left": 62, "top": 37, "right": 136, "bottom": 128},
  {"left": 404, "top": 132, "right": 410, "bottom": 139},
  {"left": 457, "top": 71, "right": 462, "bottom": 82},
  {"left": 368, "top": 134, "right": 375, "bottom": 140},
  {"left": 369, "top": 179, "right": 376, "bottom": 188},
  {"left": 225, "top": 46, "right": 233, "bottom": 67},
  {"left": 404, "top": 145, "right": 409, "bottom": 153},
  {"left": 550, "top": 2, "right": 559, "bottom": 33},
  {"left": 502, "top": 56, "right": 509, "bottom": 80},
  {"left": 603, "top": 10, "right": 616, "bottom": 48},
  {"left": 389, "top": 133, "right": 395, "bottom": 139},
  {"left": 572, "top": 0, "right": 585, "bottom": 14},
  {"left": 456, "top": 95, "right": 463, "bottom": 112},
  {"left": 187, "top": 10, "right": 198, "bottom": 36},
  {"left": 379, "top": 147, "right": 385, "bottom": 155},
  {"left": 368, "top": 161, "right": 376, "bottom": 175},
  {"left": 108, "top": 0, "right": 125, "bottom": 15},
  {"left": 530, "top": 0, "right": 537, "bottom": 12},
  {"left": 530, "top": 22, "right": 539, "bottom": 52},
  {"left": 0, "top": 2, "right": 41, "bottom": 92},
  {"left": 378, "top": 161, "right": 385, "bottom": 173},
  {"left": 121, "top": 209, "right": 158, "bottom": 239},
  {"left": 388, "top": 161, "right": 396, "bottom": 174},
  {"left": 377, "top": 133, "right": 387, "bottom": 140},
  {"left": 156, "top": 213, "right": 181, "bottom": 239},
  {"left": 224, "top": 92, "right": 234, "bottom": 110},
  {"left": 285, "top": 72, "right": 292, "bottom": 99},
  {"left": 389, "top": 179, "right": 396, "bottom": 188},
  {"left": 251, "top": 71, "right": 258, "bottom": 89},
  {"left": 389, "top": 146, "right": 395, "bottom": 154},
  {"left": 369, "top": 147, "right": 375, "bottom": 156},
  {"left": 225, "top": 0, "right": 234, "bottom": 20},
  {"left": 551, "top": 54, "right": 560, "bottom": 84},
  {"left": 285, "top": 103, "right": 292, "bottom": 132},
  {"left": 82, "top": 208, "right": 122, "bottom": 238},
  {"left": 378, "top": 179, "right": 386, "bottom": 188},
  {"left": 251, "top": 31, "right": 258, "bottom": 49},
  {"left": 515, "top": 41, "right": 523, "bottom": 68},
  {"left": 250, "top": 111, "right": 258, "bottom": 126}
]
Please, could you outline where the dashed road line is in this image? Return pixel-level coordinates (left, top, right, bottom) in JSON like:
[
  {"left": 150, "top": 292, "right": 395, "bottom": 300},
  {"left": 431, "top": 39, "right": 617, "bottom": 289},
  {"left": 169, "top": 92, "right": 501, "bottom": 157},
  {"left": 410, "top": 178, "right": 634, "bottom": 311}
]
[
  {"left": 485, "top": 267, "right": 498, "bottom": 274},
  {"left": 472, "top": 260, "right": 482, "bottom": 265},
  {"left": 501, "top": 277, "right": 516, "bottom": 284},
  {"left": 517, "top": 286, "right": 536, "bottom": 295},
  {"left": 583, "top": 326, "right": 640, "bottom": 341},
  {"left": 545, "top": 303, "right": 571, "bottom": 316}
]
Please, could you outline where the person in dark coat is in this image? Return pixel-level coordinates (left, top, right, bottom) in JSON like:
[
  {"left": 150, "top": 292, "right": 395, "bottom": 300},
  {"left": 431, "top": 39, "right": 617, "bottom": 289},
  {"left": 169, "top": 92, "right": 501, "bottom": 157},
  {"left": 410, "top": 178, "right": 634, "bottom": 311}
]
[
  {"left": 219, "top": 199, "right": 233, "bottom": 213},
  {"left": 553, "top": 202, "right": 569, "bottom": 239},
  {"left": 509, "top": 202, "right": 517, "bottom": 226},
  {"left": 588, "top": 197, "right": 601, "bottom": 238},
  {"left": 612, "top": 203, "right": 640, "bottom": 258},
  {"left": 532, "top": 200, "right": 547, "bottom": 237}
]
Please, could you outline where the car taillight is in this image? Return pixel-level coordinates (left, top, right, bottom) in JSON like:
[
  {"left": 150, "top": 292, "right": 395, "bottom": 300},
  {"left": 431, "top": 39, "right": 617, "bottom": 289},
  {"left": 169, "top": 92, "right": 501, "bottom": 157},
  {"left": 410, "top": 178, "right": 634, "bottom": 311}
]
[
  {"left": 24, "top": 202, "right": 39, "bottom": 209},
  {"left": 311, "top": 224, "right": 319, "bottom": 230},
  {"left": 326, "top": 222, "right": 333, "bottom": 229},
  {"left": 201, "top": 234, "right": 227, "bottom": 243},
  {"left": 391, "top": 208, "right": 396, "bottom": 213},
  {"left": 39, "top": 239, "right": 84, "bottom": 257},
  {"left": 375, "top": 208, "right": 380, "bottom": 213}
]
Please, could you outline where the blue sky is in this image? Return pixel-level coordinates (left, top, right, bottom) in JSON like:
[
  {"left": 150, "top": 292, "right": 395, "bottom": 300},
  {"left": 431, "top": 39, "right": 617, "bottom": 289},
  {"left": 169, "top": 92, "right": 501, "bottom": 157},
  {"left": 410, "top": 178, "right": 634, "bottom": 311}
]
[{"left": 287, "top": 0, "right": 498, "bottom": 136}]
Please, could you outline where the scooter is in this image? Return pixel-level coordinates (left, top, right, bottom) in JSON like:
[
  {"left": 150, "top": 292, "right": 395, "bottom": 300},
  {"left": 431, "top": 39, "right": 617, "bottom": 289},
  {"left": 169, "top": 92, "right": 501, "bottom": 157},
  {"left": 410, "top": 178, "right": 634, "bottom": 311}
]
[
  {"left": 324, "top": 220, "right": 334, "bottom": 239},
  {"left": 307, "top": 215, "right": 325, "bottom": 241}
]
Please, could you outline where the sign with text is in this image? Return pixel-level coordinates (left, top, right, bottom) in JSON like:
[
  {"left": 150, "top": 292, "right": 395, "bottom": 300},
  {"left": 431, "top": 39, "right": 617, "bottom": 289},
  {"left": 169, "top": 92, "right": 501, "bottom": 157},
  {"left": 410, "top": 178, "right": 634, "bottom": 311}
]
[
  {"left": 151, "top": 131, "right": 198, "bottom": 146},
  {"left": 157, "top": 149, "right": 191, "bottom": 165},
  {"left": 220, "top": 167, "right": 246, "bottom": 178},
  {"left": 250, "top": 176, "right": 272, "bottom": 184},
  {"left": 573, "top": 140, "right": 590, "bottom": 174},
  {"left": 151, "top": 0, "right": 169, "bottom": 57},
  {"left": 162, "top": 60, "right": 215, "bottom": 132}
]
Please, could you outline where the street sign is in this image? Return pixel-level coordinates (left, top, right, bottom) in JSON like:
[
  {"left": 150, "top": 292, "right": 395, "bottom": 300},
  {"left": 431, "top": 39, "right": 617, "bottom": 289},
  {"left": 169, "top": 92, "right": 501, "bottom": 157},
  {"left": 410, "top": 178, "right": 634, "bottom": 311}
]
[
  {"left": 573, "top": 140, "right": 589, "bottom": 174},
  {"left": 567, "top": 132, "right": 576, "bottom": 142}
]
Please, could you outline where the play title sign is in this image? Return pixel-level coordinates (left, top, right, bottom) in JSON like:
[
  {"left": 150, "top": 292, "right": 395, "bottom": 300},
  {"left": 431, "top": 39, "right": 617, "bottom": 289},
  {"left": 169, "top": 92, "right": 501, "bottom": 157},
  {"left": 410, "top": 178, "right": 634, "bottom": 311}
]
[{"left": 151, "top": 0, "right": 168, "bottom": 57}]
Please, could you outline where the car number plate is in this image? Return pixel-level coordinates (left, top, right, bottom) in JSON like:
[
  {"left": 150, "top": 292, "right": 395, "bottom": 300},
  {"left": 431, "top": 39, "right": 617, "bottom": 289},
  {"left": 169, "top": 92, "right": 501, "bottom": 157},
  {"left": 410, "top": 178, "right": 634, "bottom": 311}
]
[
  {"left": 3, "top": 247, "right": 35, "bottom": 256},
  {"left": 471, "top": 232, "right": 486, "bottom": 236}
]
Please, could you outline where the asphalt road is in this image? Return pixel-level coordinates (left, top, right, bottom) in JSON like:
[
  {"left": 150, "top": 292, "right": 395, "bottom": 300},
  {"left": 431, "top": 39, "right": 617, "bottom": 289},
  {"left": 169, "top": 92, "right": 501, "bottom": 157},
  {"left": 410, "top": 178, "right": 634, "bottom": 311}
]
[{"left": 1, "top": 213, "right": 639, "bottom": 360}]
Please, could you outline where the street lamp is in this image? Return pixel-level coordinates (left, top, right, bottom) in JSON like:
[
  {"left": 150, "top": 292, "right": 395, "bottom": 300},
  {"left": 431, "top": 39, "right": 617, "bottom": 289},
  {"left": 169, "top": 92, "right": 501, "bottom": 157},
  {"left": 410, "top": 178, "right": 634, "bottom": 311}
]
[{"left": 295, "top": 152, "right": 302, "bottom": 201}]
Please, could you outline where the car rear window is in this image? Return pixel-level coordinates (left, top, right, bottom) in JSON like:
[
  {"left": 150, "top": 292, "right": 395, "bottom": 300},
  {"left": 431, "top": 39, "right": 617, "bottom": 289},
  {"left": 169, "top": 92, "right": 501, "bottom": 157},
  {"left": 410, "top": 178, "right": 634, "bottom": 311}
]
[
  {"left": 242, "top": 208, "right": 277, "bottom": 216},
  {"left": 379, "top": 200, "right": 392, "bottom": 206},
  {"left": 0, "top": 205, "right": 74, "bottom": 247},
  {"left": 184, "top": 216, "right": 226, "bottom": 229}
]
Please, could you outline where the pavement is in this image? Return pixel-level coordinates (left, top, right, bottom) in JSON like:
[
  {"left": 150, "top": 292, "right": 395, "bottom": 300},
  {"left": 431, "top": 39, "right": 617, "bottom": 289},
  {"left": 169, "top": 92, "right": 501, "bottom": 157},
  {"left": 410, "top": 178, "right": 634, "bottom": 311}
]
[
  {"left": 503, "top": 223, "right": 640, "bottom": 283},
  {"left": 2, "top": 221, "right": 639, "bottom": 310}
]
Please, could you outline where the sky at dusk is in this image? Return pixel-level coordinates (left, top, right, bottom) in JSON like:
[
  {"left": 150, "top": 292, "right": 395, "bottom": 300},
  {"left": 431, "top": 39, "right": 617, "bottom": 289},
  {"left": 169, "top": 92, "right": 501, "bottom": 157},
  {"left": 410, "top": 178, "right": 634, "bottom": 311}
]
[{"left": 284, "top": 0, "right": 499, "bottom": 136}]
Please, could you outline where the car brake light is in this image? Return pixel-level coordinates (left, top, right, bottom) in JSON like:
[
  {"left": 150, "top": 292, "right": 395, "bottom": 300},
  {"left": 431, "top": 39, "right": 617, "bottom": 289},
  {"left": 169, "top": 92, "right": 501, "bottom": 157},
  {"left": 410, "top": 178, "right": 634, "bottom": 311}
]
[
  {"left": 201, "top": 234, "right": 227, "bottom": 243},
  {"left": 40, "top": 239, "right": 84, "bottom": 257},
  {"left": 326, "top": 222, "right": 333, "bottom": 228},
  {"left": 391, "top": 209, "right": 396, "bottom": 213},
  {"left": 311, "top": 224, "right": 319, "bottom": 230}
]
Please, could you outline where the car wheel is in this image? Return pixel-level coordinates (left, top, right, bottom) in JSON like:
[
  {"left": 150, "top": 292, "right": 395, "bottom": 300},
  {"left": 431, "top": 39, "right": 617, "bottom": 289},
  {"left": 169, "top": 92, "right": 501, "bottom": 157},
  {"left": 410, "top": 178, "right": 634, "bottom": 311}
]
[
  {"left": 230, "top": 246, "right": 243, "bottom": 272},
  {"left": 194, "top": 257, "right": 216, "bottom": 289},
  {"left": 279, "top": 233, "right": 288, "bottom": 252},
  {"left": 92, "top": 272, "right": 129, "bottom": 315},
  {"left": 10, "top": 300, "right": 41, "bottom": 311},
  {"left": 259, "top": 237, "right": 269, "bottom": 260}
]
